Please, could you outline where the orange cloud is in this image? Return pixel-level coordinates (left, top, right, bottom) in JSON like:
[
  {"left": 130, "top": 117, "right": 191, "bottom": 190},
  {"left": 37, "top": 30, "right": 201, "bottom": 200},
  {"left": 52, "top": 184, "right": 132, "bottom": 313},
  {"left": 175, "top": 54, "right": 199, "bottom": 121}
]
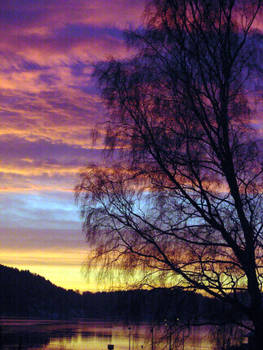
[{"left": 0, "top": 0, "right": 146, "bottom": 292}]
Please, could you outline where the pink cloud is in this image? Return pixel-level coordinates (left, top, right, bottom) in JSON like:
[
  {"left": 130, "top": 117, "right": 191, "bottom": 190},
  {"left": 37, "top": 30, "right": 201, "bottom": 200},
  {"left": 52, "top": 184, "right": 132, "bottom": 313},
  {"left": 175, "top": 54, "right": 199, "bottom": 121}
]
[
  {"left": 1, "top": 0, "right": 144, "bottom": 31},
  {"left": 0, "top": 0, "right": 147, "bottom": 290}
]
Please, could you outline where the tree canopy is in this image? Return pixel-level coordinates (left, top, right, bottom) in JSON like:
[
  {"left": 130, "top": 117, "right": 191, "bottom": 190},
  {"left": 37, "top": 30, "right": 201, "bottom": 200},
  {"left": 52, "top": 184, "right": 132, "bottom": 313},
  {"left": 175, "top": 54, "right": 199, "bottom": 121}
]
[{"left": 76, "top": 0, "right": 263, "bottom": 345}]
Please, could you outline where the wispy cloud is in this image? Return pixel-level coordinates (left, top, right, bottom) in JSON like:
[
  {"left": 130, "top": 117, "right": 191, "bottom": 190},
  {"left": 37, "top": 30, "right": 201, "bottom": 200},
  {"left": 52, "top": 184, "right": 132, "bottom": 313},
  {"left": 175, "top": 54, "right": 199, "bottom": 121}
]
[
  {"left": 4, "top": 0, "right": 262, "bottom": 292},
  {"left": 0, "top": 0, "right": 145, "bottom": 290}
]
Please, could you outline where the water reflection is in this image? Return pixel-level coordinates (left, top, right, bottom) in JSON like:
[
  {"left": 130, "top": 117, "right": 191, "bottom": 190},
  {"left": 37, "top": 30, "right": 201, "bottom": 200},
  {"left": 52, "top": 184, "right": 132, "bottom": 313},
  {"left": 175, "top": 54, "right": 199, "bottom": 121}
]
[{"left": 0, "top": 319, "right": 246, "bottom": 350}]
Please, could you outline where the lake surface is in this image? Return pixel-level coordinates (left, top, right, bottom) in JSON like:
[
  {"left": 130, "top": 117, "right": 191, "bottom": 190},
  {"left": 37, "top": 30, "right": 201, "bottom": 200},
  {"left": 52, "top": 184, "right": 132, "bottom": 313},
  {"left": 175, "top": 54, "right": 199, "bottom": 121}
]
[{"left": 0, "top": 318, "right": 243, "bottom": 350}]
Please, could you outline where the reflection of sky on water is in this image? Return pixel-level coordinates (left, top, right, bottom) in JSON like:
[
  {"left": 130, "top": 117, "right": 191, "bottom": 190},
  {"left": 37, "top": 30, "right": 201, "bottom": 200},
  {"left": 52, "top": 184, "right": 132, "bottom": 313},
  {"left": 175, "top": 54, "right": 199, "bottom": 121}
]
[{"left": 0, "top": 319, "right": 231, "bottom": 350}]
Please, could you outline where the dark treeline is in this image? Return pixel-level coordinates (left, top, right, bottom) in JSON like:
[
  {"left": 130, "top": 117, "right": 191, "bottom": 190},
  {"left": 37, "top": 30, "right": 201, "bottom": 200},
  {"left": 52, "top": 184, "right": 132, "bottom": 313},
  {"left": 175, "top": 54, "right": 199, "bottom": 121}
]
[
  {"left": 82, "top": 289, "right": 233, "bottom": 324},
  {"left": 0, "top": 265, "right": 244, "bottom": 323},
  {"left": 0, "top": 265, "right": 82, "bottom": 319}
]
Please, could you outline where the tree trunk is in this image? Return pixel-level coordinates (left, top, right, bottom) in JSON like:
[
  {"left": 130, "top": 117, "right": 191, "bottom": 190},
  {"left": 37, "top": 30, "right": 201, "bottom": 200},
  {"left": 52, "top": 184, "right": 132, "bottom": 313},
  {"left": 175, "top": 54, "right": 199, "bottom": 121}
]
[{"left": 251, "top": 312, "right": 263, "bottom": 350}]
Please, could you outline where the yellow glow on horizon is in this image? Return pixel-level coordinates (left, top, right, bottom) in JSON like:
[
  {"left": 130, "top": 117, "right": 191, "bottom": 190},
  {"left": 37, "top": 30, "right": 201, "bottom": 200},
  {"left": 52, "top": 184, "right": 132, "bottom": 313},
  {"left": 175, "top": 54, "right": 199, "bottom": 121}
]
[
  {"left": 2, "top": 263, "right": 100, "bottom": 293},
  {"left": 0, "top": 249, "right": 142, "bottom": 293},
  {"left": 0, "top": 249, "right": 102, "bottom": 292}
]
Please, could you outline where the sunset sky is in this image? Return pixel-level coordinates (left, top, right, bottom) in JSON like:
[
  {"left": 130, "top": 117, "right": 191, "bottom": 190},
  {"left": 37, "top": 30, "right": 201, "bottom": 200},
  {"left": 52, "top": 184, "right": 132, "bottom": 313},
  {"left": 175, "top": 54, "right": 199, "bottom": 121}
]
[
  {"left": 1, "top": 1, "right": 263, "bottom": 294},
  {"left": 0, "top": 0, "right": 145, "bottom": 292}
]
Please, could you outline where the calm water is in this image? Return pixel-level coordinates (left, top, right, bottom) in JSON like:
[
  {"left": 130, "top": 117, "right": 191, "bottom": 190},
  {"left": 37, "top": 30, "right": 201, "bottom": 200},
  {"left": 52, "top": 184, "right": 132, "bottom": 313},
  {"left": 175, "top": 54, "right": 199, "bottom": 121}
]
[{"left": 0, "top": 318, "right": 242, "bottom": 350}]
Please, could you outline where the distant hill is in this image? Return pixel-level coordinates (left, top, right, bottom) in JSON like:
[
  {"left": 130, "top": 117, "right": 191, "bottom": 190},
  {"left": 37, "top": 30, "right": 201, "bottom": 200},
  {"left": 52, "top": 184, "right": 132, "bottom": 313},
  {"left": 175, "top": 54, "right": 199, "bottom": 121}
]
[
  {"left": 0, "top": 265, "right": 83, "bottom": 318},
  {"left": 0, "top": 264, "right": 235, "bottom": 322}
]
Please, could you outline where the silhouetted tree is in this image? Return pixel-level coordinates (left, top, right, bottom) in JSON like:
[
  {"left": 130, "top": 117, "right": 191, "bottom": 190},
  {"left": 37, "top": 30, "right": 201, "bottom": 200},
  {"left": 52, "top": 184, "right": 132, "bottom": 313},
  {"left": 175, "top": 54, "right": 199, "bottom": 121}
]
[{"left": 76, "top": 0, "right": 263, "bottom": 346}]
